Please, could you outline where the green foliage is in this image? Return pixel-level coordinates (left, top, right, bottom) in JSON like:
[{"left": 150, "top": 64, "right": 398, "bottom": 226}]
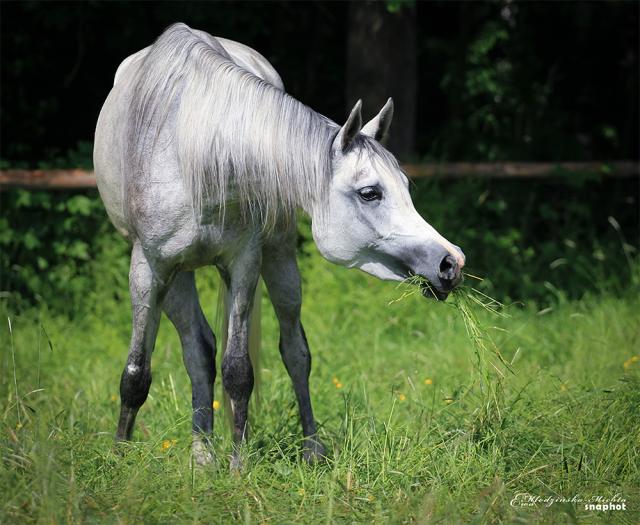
[
  {"left": 407, "top": 176, "right": 638, "bottom": 306},
  {"left": 0, "top": 189, "right": 129, "bottom": 314},
  {"left": 422, "top": 2, "right": 638, "bottom": 161}
]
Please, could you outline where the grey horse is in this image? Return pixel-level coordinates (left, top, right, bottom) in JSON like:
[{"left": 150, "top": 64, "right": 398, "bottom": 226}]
[{"left": 94, "top": 23, "right": 465, "bottom": 468}]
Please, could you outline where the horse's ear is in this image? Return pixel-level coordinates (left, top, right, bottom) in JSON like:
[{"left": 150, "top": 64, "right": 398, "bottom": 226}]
[
  {"left": 337, "top": 99, "right": 363, "bottom": 151},
  {"left": 361, "top": 98, "right": 394, "bottom": 144}
]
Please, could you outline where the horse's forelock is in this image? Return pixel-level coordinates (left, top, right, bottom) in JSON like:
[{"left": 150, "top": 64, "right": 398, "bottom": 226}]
[{"left": 346, "top": 134, "right": 403, "bottom": 185}]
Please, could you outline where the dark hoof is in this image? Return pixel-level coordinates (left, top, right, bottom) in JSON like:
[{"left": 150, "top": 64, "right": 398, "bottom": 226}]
[
  {"left": 112, "top": 437, "right": 133, "bottom": 457},
  {"left": 230, "top": 452, "right": 244, "bottom": 473},
  {"left": 192, "top": 436, "right": 215, "bottom": 467},
  {"left": 302, "top": 439, "right": 327, "bottom": 464}
]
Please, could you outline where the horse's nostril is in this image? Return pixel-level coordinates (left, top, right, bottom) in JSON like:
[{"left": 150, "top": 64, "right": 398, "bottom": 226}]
[{"left": 438, "top": 254, "right": 458, "bottom": 282}]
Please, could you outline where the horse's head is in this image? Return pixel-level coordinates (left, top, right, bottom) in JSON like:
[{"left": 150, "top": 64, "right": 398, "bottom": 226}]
[{"left": 312, "top": 99, "right": 465, "bottom": 300}]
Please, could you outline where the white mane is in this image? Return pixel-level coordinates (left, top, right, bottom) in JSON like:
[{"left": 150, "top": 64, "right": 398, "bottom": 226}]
[{"left": 125, "top": 23, "right": 339, "bottom": 225}]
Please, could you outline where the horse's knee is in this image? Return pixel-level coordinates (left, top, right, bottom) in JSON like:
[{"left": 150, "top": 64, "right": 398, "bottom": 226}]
[
  {"left": 120, "top": 363, "right": 152, "bottom": 409},
  {"left": 279, "top": 335, "right": 311, "bottom": 378},
  {"left": 221, "top": 351, "right": 253, "bottom": 400}
]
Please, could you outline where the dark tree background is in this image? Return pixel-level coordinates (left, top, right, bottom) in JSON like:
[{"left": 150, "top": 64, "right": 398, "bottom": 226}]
[
  {"left": 347, "top": 1, "right": 417, "bottom": 158},
  {"left": 1, "top": 0, "right": 638, "bottom": 166}
]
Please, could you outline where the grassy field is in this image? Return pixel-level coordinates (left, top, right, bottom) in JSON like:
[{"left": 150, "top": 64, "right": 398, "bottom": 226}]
[{"left": 1, "top": 246, "right": 639, "bottom": 524}]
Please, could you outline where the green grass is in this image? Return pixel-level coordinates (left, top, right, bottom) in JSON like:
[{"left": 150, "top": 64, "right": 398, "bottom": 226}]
[{"left": 1, "top": 249, "right": 639, "bottom": 524}]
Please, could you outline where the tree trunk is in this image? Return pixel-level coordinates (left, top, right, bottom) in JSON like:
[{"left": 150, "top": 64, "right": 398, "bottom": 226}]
[{"left": 346, "top": 1, "right": 417, "bottom": 160}]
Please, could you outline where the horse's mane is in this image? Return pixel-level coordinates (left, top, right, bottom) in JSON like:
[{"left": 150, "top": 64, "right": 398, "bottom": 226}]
[{"left": 125, "top": 23, "right": 338, "bottom": 225}]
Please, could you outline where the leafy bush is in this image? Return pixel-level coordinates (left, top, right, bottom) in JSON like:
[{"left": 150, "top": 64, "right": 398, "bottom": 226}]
[
  {"left": 0, "top": 189, "right": 129, "bottom": 314},
  {"left": 408, "top": 175, "right": 639, "bottom": 305}
]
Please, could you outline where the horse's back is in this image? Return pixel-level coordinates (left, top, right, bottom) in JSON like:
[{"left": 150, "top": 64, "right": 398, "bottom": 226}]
[
  {"left": 214, "top": 36, "right": 285, "bottom": 91},
  {"left": 112, "top": 33, "right": 284, "bottom": 90}
]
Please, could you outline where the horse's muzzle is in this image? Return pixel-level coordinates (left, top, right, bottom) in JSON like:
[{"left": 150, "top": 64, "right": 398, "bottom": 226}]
[
  {"left": 417, "top": 249, "right": 465, "bottom": 300},
  {"left": 437, "top": 253, "right": 464, "bottom": 289}
]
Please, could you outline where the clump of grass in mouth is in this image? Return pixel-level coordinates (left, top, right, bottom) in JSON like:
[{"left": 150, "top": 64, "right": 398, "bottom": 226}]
[
  {"left": 387, "top": 274, "right": 435, "bottom": 304},
  {"left": 451, "top": 283, "right": 514, "bottom": 375},
  {"left": 391, "top": 273, "right": 511, "bottom": 368}
]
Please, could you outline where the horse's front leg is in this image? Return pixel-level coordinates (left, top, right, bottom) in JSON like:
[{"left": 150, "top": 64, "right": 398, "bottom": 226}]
[
  {"left": 262, "top": 233, "right": 326, "bottom": 463},
  {"left": 220, "top": 241, "right": 261, "bottom": 471},
  {"left": 116, "top": 241, "right": 174, "bottom": 442}
]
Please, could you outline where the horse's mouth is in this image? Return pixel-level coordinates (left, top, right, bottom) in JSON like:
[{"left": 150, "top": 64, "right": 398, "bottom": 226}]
[
  {"left": 419, "top": 281, "right": 449, "bottom": 301},
  {"left": 399, "top": 268, "right": 450, "bottom": 301}
]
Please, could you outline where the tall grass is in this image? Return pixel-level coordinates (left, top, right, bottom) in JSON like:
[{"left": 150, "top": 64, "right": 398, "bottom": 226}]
[{"left": 1, "top": 251, "right": 639, "bottom": 523}]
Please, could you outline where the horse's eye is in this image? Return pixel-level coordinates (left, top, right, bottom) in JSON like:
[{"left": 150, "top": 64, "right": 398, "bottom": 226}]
[{"left": 357, "top": 186, "right": 382, "bottom": 202}]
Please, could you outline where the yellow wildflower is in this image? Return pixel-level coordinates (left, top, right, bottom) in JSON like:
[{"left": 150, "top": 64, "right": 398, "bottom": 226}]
[
  {"left": 444, "top": 398, "right": 454, "bottom": 405},
  {"left": 624, "top": 356, "right": 639, "bottom": 370},
  {"left": 161, "top": 439, "right": 177, "bottom": 451},
  {"left": 110, "top": 394, "right": 118, "bottom": 402},
  {"left": 332, "top": 377, "right": 339, "bottom": 385},
  {"left": 424, "top": 378, "right": 433, "bottom": 385},
  {"left": 398, "top": 393, "right": 406, "bottom": 401},
  {"left": 213, "top": 400, "right": 221, "bottom": 410},
  {"left": 335, "top": 382, "right": 343, "bottom": 389},
  {"left": 297, "top": 488, "right": 305, "bottom": 496}
]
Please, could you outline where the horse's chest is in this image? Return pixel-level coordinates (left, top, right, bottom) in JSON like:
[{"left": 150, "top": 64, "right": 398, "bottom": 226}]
[{"left": 157, "top": 222, "right": 260, "bottom": 273}]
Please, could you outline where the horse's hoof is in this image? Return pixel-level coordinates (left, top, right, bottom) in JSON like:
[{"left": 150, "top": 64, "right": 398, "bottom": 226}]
[
  {"left": 192, "top": 437, "right": 215, "bottom": 466},
  {"left": 302, "top": 439, "right": 327, "bottom": 464},
  {"left": 229, "top": 452, "right": 244, "bottom": 473},
  {"left": 112, "top": 438, "right": 132, "bottom": 457}
]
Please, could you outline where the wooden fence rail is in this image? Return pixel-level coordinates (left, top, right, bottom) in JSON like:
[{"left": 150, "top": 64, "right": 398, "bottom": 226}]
[{"left": 0, "top": 161, "right": 637, "bottom": 190}]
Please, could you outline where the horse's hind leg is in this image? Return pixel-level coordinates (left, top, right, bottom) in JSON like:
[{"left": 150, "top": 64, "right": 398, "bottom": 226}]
[
  {"left": 220, "top": 242, "right": 261, "bottom": 470},
  {"left": 262, "top": 234, "right": 326, "bottom": 463},
  {"left": 116, "top": 241, "right": 173, "bottom": 441},
  {"left": 162, "top": 271, "right": 216, "bottom": 465}
]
